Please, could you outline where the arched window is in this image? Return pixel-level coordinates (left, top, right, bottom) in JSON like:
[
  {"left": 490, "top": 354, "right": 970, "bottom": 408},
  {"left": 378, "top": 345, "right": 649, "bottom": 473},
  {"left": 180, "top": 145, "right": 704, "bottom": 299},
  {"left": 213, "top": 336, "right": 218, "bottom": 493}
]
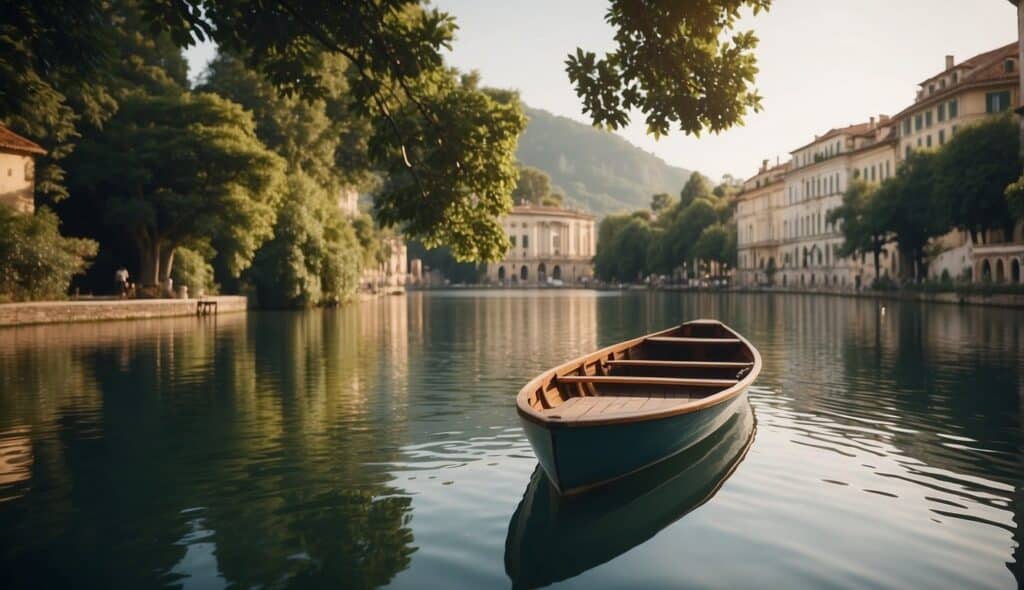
[
  {"left": 538, "top": 262, "right": 547, "bottom": 282},
  {"left": 981, "top": 259, "right": 992, "bottom": 282},
  {"left": 552, "top": 265, "right": 562, "bottom": 280},
  {"left": 520, "top": 265, "right": 529, "bottom": 281},
  {"left": 498, "top": 266, "right": 506, "bottom": 281},
  {"left": 1012, "top": 259, "right": 1021, "bottom": 284},
  {"left": 995, "top": 259, "right": 1005, "bottom": 283}
]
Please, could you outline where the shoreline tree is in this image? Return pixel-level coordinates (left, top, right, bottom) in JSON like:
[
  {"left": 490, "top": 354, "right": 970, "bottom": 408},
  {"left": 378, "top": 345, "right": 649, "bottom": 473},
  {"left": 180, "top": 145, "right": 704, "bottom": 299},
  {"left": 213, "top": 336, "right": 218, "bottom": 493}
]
[{"left": 827, "top": 180, "right": 891, "bottom": 283}]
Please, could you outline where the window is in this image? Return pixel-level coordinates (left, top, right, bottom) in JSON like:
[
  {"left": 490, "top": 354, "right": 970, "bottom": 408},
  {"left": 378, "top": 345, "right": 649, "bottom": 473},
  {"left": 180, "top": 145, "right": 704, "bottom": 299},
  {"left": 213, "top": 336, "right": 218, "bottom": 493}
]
[
  {"left": 952, "top": 72, "right": 959, "bottom": 83},
  {"left": 905, "top": 146, "right": 911, "bottom": 158},
  {"left": 885, "top": 161, "right": 891, "bottom": 178},
  {"left": 914, "top": 114, "right": 923, "bottom": 131},
  {"left": 510, "top": 235, "right": 517, "bottom": 247},
  {"left": 925, "top": 111, "right": 932, "bottom": 127},
  {"left": 937, "top": 103, "right": 946, "bottom": 122},
  {"left": 986, "top": 91, "right": 1011, "bottom": 113},
  {"left": 948, "top": 99, "right": 958, "bottom": 118},
  {"left": 939, "top": 79, "right": 946, "bottom": 89},
  {"left": 1007, "top": 59, "right": 1016, "bottom": 73},
  {"left": 870, "top": 165, "right": 876, "bottom": 182},
  {"left": 928, "top": 84, "right": 935, "bottom": 95},
  {"left": 522, "top": 235, "right": 529, "bottom": 249},
  {"left": 952, "top": 124, "right": 958, "bottom": 135},
  {"left": 902, "top": 119, "right": 911, "bottom": 135},
  {"left": 926, "top": 134, "right": 932, "bottom": 148},
  {"left": 917, "top": 137, "right": 922, "bottom": 147},
  {"left": 938, "top": 129, "right": 945, "bottom": 145}
]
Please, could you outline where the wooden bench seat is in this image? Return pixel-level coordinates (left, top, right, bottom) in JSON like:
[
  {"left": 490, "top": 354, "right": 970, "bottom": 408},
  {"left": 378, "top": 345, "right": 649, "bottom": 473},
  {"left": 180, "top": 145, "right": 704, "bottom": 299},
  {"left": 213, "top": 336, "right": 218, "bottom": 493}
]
[
  {"left": 604, "top": 360, "right": 753, "bottom": 369},
  {"left": 556, "top": 375, "right": 738, "bottom": 388},
  {"left": 645, "top": 336, "right": 741, "bottom": 344}
]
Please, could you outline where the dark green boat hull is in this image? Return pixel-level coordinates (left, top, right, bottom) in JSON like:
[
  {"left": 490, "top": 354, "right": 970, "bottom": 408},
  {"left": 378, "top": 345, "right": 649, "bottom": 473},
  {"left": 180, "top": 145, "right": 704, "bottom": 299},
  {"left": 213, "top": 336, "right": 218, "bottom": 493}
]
[{"left": 520, "top": 391, "right": 747, "bottom": 495}]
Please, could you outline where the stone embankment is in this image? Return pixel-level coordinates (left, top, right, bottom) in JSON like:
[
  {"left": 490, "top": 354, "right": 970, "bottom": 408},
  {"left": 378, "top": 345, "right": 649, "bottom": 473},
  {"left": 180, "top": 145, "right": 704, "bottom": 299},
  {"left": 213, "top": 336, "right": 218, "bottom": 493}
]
[{"left": 0, "top": 296, "right": 248, "bottom": 327}]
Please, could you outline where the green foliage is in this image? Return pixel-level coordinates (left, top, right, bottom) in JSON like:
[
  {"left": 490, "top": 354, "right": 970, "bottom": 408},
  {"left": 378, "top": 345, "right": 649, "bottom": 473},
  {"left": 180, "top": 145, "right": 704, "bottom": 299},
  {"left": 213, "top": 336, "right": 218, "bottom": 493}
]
[
  {"left": 679, "top": 172, "right": 713, "bottom": 209},
  {"left": 933, "top": 114, "right": 1019, "bottom": 241},
  {"left": 170, "top": 246, "right": 217, "bottom": 296},
  {"left": 594, "top": 215, "right": 653, "bottom": 282},
  {"left": 0, "top": 208, "right": 97, "bottom": 302},
  {"left": 650, "top": 193, "right": 673, "bottom": 215},
  {"left": 1007, "top": 174, "right": 1024, "bottom": 221},
  {"left": 663, "top": 198, "right": 719, "bottom": 265},
  {"left": 827, "top": 180, "right": 890, "bottom": 279},
  {"left": 512, "top": 166, "right": 552, "bottom": 205},
  {"left": 67, "top": 90, "right": 286, "bottom": 286},
  {"left": 369, "top": 74, "right": 525, "bottom": 262},
  {"left": 516, "top": 106, "right": 691, "bottom": 215},
  {"left": 248, "top": 174, "right": 362, "bottom": 308},
  {"left": 871, "top": 151, "right": 947, "bottom": 280},
  {"left": 567, "top": 0, "right": 769, "bottom": 136}
]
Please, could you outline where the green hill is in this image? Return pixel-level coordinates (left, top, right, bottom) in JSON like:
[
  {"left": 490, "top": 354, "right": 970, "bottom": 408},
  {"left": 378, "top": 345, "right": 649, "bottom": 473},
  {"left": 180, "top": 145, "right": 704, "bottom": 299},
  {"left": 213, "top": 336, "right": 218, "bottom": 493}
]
[{"left": 516, "top": 106, "right": 692, "bottom": 216}]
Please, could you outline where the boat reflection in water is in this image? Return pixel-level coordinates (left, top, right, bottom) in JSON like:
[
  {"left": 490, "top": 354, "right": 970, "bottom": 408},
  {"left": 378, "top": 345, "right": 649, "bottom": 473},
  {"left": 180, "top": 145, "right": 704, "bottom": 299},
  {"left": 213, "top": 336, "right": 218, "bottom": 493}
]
[{"left": 504, "top": 401, "right": 756, "bottom": 589}]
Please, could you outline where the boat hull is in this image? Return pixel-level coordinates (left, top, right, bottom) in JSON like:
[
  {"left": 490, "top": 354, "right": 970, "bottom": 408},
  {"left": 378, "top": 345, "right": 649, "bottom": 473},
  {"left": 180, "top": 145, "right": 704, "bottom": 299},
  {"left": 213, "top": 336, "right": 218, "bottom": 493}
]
[{"left": 520, "top": 389, "right": 747, "bottom": 495}]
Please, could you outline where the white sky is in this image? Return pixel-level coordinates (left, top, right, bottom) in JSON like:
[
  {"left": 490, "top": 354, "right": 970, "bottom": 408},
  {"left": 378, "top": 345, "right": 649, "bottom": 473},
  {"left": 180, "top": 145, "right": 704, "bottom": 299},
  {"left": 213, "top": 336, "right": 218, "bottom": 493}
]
[{"left": 186, "top": 0, "right": 1018, "bottom": 180}]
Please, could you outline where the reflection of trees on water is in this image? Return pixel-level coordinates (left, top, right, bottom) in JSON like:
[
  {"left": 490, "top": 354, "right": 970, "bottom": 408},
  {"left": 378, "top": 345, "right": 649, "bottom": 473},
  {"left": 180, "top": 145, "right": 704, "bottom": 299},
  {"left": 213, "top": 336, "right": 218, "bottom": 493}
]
[{"left": 0, "top": 307, "right": 417, "bottom": 589}]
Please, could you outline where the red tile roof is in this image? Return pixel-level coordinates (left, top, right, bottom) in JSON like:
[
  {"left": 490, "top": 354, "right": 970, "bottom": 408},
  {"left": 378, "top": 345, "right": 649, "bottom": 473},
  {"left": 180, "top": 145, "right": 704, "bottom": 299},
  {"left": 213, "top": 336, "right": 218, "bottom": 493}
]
[
  {"left": 790, "top": 121, "right": 875, "bottom": 153},
  {"left": 0, "top": 124, "right": 46, "bottom": 156}
]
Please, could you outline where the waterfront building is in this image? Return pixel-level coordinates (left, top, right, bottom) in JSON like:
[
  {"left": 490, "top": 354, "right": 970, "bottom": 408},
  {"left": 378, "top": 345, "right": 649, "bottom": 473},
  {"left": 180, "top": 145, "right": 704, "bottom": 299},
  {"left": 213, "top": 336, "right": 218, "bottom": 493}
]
[
  {"left": 892, "top": 43, "right": 1022, "bottom": 282},
  {"left": 0, "top": 124, "right": 46, "bottom": 214},
  {"left": 776, "top": 117, "right": 900, "bottom": 289},
  {"left": 485, "top": 205, "right": 596, "bottom": 285},
  {"left": 735, "top": 160, "right": 787, "bottom": 286},
  {"left": 337, "top": 187, "right": 409, "bottom": 292}
]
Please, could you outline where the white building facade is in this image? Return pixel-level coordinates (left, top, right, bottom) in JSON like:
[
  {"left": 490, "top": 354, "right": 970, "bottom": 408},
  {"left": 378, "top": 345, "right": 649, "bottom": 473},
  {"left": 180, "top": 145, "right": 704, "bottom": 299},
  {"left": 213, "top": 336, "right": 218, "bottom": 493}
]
[{"left": 486, "top": 205, "right": 596, "bottom": 285}]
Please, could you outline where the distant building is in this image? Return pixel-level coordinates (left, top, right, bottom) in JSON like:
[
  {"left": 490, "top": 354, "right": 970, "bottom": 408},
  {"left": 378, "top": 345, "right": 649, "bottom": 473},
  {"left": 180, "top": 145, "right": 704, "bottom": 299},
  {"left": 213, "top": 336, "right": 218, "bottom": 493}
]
[
  {"left": 486, "top": 205, "right": 596, "bottom": 285},
  {"left": 336, "top": 187, "right": 408, "bottom": 292},
  {"left": 734, "top": 41, "right": 1023, "bottom": 289},
  {"left": 735, "top": 160, "right": 787, "bottom": 286},
  {"left": 0, "top": 124, "right": 46, "bottom": 213}
]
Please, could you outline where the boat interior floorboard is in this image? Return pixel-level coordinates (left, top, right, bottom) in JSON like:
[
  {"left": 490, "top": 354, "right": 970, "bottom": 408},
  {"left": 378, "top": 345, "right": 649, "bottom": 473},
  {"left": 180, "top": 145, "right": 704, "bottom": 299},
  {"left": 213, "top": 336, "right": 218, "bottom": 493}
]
[{"left": 546, "top": 395, "right": 697, "bottom": 420}]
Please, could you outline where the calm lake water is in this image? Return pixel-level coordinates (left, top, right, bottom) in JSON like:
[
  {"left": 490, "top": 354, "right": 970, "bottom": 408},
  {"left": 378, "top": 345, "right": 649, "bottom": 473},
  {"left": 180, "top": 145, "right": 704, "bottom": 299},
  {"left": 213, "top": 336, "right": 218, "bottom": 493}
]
[{"left": 0, "top": 291, "right": 1022, "bottom": 589}]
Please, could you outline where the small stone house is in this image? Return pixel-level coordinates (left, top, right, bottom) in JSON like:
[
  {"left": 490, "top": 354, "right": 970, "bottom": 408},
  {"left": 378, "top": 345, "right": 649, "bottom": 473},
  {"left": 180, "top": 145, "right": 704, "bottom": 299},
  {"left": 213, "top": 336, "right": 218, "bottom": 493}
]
[{"left": 0, "top": 124, "right": 46, "bottom": 214}]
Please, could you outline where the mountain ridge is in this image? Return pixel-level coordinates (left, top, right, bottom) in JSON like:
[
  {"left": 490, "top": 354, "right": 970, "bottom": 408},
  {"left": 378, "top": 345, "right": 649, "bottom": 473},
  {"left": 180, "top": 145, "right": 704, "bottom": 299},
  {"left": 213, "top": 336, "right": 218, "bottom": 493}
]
[{"left": 515, "top": 105, "right": 692, "bottom": 216}]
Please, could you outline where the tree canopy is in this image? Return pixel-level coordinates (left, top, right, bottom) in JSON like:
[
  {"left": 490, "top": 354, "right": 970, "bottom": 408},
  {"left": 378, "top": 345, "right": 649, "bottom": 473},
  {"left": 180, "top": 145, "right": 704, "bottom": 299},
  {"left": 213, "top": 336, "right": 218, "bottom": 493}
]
[
  {"left": 567, "top": 0, "right": 769, "bottom": 136},
  {"left": 67, "top": 91, "right": 286, "bottom": 286},
  {"left": 827, "top": 180, "right": 890, "bottom": 281},
  {"left": 512, "top": 166, "right": 552, "bottom": 205}
]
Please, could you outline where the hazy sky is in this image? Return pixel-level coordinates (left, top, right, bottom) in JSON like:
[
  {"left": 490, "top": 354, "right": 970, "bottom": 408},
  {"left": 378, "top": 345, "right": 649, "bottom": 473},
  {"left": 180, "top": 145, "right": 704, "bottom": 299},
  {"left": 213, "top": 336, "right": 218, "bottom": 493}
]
[{"left": 185, "top": 0, "right": 1017, "bottom": 180}]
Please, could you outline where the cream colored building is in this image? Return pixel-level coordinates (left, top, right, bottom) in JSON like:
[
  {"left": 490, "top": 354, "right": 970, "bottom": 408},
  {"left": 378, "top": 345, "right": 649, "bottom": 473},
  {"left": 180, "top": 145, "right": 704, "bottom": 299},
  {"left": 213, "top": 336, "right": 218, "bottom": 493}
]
[
  {"left": 776, "top": 117, "right": 900, "bottom": 289},
  {"left": 336, "top": 187, "right": 409, "bottom": 292},
  {"left": 0, "top": 124, "right": 46, "bottom": 214},
  {"left": 735, "top": 160, "right": 787, "bottom": 286},
  {"left": 892, "top": 43, "right": 1021, "bottom": 282},
  {"left": 486, "top": 205, "right": 596, "bottom": 285}
]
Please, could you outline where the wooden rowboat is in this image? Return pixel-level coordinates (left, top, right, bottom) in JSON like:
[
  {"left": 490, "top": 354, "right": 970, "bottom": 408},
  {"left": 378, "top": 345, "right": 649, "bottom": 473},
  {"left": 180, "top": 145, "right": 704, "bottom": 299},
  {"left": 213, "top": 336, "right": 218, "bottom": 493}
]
[
  {"left": 505, "top": 402, "right": 755, "bottom": 589},
  {"left": 515, "top": 319, "right": 761, "bottom": 495}
]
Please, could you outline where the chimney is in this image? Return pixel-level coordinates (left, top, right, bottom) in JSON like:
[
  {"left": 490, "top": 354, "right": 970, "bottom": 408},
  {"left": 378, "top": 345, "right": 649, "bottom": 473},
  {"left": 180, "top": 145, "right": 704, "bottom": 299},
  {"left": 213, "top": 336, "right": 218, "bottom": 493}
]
[
  {"left": 762, "top": 158, "right": 769, "bottom": 171},
  {"left": 869, "top": 116, "right": 875, "bottom": 127},
  {"left": 945, "top": 55, "right": 954, "bottom": 70}
]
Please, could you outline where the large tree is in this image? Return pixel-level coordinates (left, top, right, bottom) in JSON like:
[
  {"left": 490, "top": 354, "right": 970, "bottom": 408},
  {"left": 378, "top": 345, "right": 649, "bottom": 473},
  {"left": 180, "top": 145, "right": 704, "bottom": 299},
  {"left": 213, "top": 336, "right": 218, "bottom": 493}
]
[
  {"left": 68, "top": 91, "right": 285, "bottom": 287},
  {"left": 873, "top": 151, "right": 947, "bottom": 281},
  {"left": 567, "top": 0, "right": 769, "bottom": 136},
  {"left": 934, "top": 114, "right": 1020, "bottom": 243},
  {"left": 827, "top": 180, "right": 891, "bottom": 282},
  {"left": 512, "top": 166, "right": 553, "bottom": 206}
]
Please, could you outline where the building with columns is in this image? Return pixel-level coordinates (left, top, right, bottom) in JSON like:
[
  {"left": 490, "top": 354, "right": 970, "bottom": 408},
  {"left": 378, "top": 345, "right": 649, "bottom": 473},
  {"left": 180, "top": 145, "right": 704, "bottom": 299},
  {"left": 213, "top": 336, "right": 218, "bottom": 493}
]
[
  {"left": 486, "top": 205, "right": 596, "bottom": 285},
  {"left": 0, "top": 124, "right": 46, "bottom": 214}
]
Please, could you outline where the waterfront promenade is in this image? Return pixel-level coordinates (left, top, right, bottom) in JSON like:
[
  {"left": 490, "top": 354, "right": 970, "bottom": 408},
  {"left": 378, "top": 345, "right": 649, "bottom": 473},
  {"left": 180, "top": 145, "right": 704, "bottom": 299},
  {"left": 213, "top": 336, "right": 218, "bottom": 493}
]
[{"left": 0, "top": 296, "right": 248, "bottom": 327}]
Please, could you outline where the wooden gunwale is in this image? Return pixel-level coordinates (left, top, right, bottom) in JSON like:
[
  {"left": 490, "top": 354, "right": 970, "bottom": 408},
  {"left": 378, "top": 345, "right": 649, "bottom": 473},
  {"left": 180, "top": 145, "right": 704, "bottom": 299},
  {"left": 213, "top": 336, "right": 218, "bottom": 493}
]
[{"left": 515, "top": 319, "right": 762, "bottom": 429}]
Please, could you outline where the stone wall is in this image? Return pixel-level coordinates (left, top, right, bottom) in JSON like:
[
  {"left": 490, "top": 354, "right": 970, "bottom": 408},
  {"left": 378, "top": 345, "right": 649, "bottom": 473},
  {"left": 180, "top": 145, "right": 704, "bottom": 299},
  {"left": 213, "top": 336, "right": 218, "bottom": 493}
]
[{"left": 0, "top": 296, "right": 248, "bottom": 327}]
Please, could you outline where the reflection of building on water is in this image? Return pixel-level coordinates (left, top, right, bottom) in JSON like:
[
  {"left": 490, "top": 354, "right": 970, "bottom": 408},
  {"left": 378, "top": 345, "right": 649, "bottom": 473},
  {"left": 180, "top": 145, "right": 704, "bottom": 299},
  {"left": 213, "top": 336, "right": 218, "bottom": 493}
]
[{"left": 0, "top": 427, "right": 32, "bottom": 496}]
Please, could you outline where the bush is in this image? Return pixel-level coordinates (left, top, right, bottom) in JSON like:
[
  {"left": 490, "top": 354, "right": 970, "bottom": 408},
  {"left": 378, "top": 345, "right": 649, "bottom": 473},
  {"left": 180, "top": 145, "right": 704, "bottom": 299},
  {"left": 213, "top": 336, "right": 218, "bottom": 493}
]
[
  {"left": 171, "top": 246, "right": 217, "bottom": 297},
  {"left": 0, "top": 207, "right": 98, "bottom": 302}
]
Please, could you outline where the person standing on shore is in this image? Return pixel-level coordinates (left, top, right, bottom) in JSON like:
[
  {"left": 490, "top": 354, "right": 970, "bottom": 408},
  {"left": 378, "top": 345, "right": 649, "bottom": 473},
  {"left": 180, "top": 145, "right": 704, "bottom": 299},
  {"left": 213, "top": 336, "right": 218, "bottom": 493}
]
[{"left": 115, "top": 267, "right": 129, "bottom": 297}]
